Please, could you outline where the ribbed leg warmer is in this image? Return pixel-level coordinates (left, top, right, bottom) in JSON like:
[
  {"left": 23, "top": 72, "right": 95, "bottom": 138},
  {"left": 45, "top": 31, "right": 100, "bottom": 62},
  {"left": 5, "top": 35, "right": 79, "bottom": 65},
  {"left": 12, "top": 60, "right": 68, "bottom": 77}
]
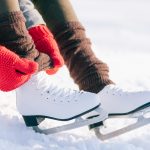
[{"left": 53, "top": 22, "right": 114, "bottom": 93}]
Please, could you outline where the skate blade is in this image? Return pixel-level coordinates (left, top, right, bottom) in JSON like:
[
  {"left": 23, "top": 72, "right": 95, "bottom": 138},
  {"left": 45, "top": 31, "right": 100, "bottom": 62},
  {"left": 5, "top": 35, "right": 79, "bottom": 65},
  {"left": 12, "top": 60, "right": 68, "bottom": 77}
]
[
  {"left": 32, "top": 107, "right": 108, "bottom": 135},
  {"left": 94, "top": 106, "right": 150, "bottom": 141}
]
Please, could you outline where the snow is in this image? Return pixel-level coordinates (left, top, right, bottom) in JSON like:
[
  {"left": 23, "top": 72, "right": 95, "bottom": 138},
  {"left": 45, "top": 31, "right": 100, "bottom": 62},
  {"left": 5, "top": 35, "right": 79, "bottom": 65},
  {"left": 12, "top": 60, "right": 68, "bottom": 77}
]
[{"left": 0, "top": 0, "right": 150, "bottom": 149}]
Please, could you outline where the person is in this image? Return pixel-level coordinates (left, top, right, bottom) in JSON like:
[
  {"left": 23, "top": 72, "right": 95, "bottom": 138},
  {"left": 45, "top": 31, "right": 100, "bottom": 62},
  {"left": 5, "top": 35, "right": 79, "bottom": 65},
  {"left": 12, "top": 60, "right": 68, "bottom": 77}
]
[
  {"left": 0, "top": 0, "right": 104, "bottom": 126},
  {"left": 0, "top": 0, "right": 149, "bottom": 128}
]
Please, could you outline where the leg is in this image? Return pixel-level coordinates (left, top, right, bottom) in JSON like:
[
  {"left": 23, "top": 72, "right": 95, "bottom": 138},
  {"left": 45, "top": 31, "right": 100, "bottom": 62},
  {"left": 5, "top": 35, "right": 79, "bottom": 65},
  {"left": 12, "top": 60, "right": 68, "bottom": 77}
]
[
  {"left": 32, "top": 0, "right": 78, "bottom": 30},
  {"left": 32, "top": 0, "right": 114, "bottom": 93}
]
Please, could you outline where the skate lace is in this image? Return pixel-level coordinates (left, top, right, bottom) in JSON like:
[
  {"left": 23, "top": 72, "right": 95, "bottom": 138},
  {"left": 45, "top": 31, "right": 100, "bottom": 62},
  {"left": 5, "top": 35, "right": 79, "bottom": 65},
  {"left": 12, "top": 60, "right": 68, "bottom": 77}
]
[{"left": 35, "top": 72, "right": 84, "bottom": 101}]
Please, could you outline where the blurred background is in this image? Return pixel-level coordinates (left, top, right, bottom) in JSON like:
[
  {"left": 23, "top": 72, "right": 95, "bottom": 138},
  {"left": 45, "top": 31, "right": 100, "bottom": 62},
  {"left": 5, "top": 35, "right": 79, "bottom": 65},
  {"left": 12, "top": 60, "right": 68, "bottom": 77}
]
[{"left": 72, "top": 0, "right": 150, "bottom": 53}]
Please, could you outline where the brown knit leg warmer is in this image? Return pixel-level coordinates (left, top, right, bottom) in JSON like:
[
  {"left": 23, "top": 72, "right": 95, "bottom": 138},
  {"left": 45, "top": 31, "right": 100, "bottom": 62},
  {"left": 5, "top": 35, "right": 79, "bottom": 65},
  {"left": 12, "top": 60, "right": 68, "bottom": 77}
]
[
  {"left": 53, "top": 22, "right": 114, "bottom": 93},
  {"left": 0, "top": 11, "right": 53, "bottom": 71}
]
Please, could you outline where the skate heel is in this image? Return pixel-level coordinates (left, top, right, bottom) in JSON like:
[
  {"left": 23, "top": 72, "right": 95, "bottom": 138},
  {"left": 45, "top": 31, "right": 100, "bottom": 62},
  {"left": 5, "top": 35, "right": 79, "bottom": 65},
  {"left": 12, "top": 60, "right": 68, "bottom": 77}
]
[{"left": 22, "top": 116, "right": 45, "bottom": 127}]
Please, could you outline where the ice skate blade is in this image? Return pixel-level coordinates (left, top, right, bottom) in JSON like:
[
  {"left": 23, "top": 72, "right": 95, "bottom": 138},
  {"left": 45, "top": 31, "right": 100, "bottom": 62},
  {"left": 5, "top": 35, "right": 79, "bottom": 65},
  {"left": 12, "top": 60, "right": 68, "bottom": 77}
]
[
  {"left": 32, "top": 107, "right": 108, "bottom": 135},
  {"left": 94, "top": 106, "right": 150, "bottom": 141}
]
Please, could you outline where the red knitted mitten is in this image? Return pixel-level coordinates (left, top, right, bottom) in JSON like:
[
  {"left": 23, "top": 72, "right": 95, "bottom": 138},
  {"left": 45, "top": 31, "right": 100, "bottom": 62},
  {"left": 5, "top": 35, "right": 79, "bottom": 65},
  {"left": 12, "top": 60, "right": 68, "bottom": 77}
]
[
  {"left": 28, "top": 25, "right": 64, "bottom": 75},
  {"left": 0, "top": 46, "right": 38, "bottom": 91}
]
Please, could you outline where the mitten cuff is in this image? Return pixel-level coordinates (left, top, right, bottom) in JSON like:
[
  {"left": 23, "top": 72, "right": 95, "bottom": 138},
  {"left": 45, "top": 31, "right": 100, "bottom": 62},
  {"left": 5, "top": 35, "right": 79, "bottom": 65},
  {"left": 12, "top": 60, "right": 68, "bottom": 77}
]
[{"left": 28, "top": 25, "right": 53, "bottom": 42}]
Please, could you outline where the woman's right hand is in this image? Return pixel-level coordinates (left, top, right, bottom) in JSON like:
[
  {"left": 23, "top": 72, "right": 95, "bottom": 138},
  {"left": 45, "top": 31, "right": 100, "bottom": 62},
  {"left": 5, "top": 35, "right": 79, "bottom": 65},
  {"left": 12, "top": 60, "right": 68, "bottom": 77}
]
[{"left": 0, "top": 46, "right": 38, "bottom": 92}]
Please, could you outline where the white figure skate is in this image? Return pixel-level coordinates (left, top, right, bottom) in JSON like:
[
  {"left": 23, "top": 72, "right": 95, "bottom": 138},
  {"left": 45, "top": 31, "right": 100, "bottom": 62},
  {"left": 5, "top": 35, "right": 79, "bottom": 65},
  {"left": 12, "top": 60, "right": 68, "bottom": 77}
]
[
  {"left": 93, "top": 85, "right": 150, "bottom": 140},
  {"left": 16, "top": 71, "right": 108, "bottom": 135}
]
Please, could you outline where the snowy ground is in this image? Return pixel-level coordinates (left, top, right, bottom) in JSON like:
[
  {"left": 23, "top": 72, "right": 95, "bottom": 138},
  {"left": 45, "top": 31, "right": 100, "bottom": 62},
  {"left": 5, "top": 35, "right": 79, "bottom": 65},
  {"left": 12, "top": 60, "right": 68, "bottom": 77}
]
[{"left": 0, "top": 0, "right": 150, "bottom": 149}]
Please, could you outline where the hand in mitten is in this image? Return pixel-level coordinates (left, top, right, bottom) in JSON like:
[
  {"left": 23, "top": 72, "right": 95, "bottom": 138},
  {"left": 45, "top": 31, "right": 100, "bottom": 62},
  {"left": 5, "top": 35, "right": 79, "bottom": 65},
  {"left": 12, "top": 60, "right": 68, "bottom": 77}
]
[
  {"left": 0, "top": 46, "right": 38, "bottom": 91},
  {"left": 28, "top": 25, "right": 64, "bottom": 75}
]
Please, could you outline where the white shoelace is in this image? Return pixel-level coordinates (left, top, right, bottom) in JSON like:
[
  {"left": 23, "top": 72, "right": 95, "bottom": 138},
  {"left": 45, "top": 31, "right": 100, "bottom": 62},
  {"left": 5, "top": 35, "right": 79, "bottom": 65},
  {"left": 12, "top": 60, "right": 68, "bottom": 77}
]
[{"left": 32, "top": 72, "right": 84, "bottom": 101}]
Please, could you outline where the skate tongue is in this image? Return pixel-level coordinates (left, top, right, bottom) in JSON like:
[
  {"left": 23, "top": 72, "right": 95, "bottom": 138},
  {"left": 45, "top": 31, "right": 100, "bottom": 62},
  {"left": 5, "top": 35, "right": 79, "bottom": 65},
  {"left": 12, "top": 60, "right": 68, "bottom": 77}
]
[
  {"left": 99, "top": 85, "right": 124, "bottom": 95},
  {"left": 31, "top": 71, "right": 47, "bottom": 81}
]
